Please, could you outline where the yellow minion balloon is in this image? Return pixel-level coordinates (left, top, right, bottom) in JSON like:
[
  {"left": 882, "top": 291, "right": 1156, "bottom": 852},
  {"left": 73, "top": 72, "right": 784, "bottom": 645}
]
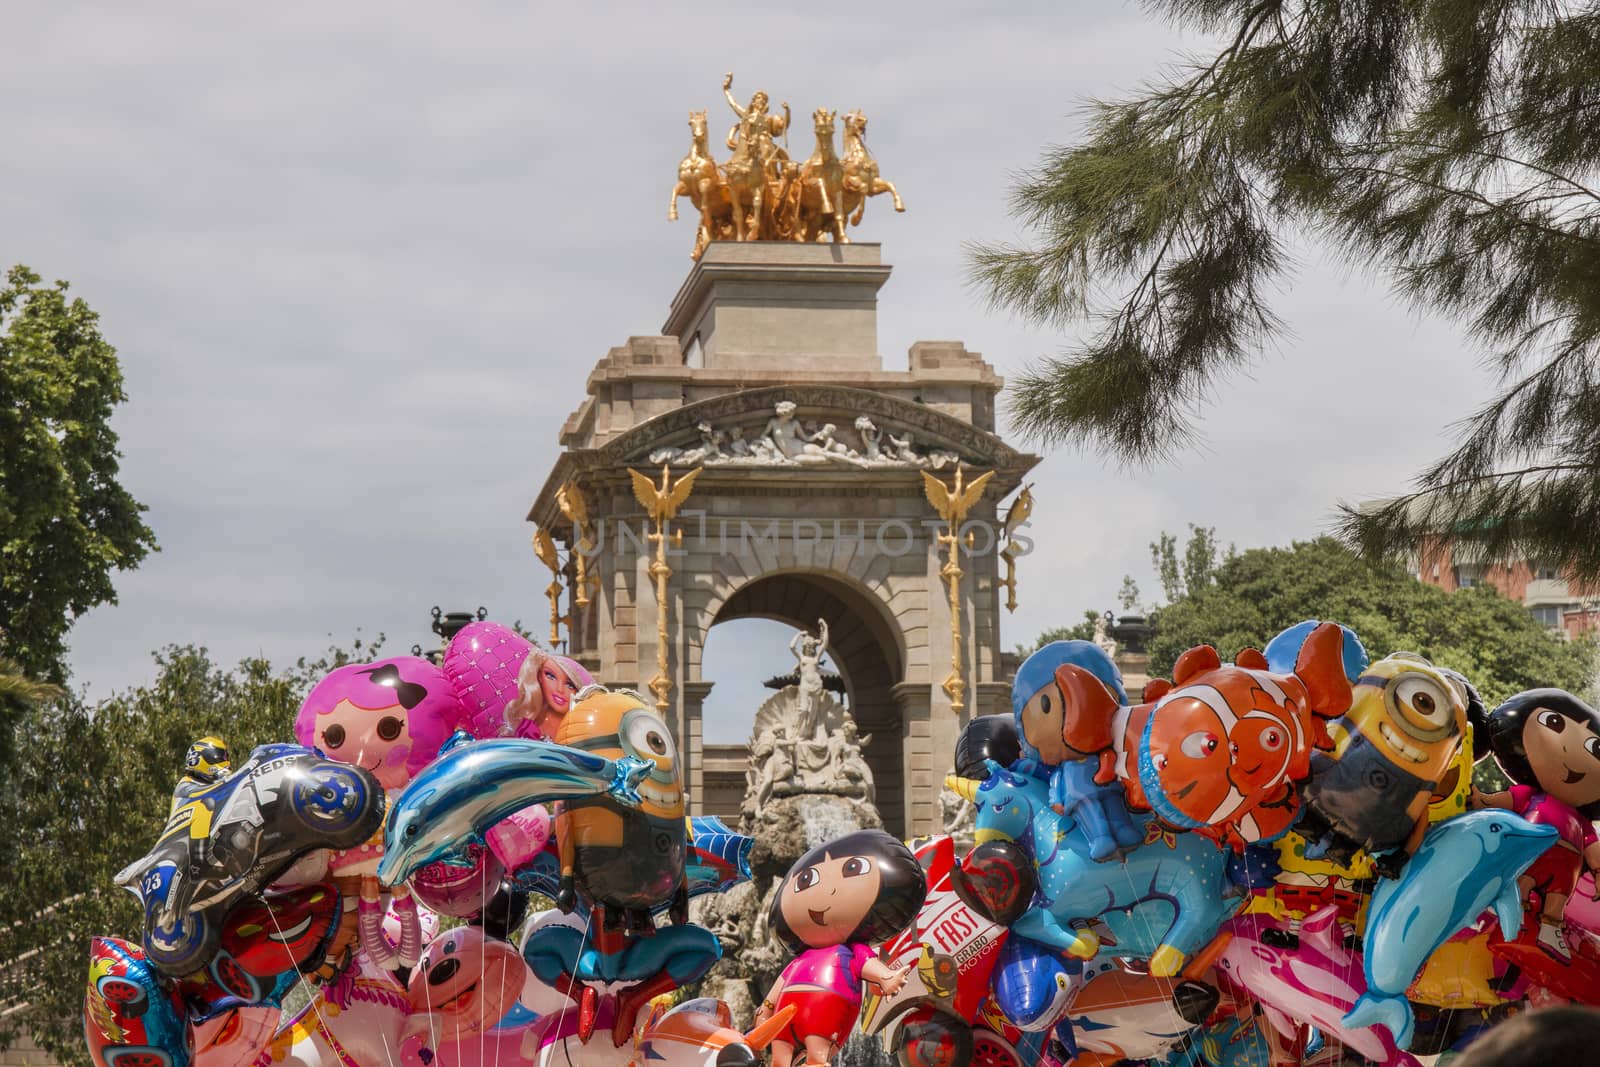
[{"left": 553, "top": 688, "right": 688, "bottom": 926}]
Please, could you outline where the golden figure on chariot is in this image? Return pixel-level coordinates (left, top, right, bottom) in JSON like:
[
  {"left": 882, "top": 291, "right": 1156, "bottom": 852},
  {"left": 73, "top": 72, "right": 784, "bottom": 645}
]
[{"left": 668, "top": 72, "right": 905, "bottom": 259}]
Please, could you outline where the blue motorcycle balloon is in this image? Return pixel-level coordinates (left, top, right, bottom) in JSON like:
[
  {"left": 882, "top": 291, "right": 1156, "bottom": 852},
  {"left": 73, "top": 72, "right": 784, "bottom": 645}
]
[
  {"left": 377, "top": 734, "right": 651, "bottom": 887},
  {"left": 114, "top": 743, "right": 384, "bottom": 977}
]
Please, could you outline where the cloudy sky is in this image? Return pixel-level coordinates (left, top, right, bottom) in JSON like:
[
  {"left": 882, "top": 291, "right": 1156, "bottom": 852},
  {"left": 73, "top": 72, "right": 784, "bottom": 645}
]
[{"left": 4, "top": 3, "right": 1495, "bottom": 741}]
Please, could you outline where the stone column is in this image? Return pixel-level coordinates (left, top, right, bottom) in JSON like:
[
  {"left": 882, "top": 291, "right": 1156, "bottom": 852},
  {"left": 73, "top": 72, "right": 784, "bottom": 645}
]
[
  {"left": 682, "top": 679, "right": 714, "bottom": 815},
  {"left": 892, "top": 680, "right": 935, "bottom": 837}
]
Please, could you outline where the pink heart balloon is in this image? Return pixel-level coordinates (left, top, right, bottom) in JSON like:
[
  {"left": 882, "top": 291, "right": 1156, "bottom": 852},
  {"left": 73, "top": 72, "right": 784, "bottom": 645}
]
[{"left": 442, "top": 621, "right": 534, "bottom": 739}]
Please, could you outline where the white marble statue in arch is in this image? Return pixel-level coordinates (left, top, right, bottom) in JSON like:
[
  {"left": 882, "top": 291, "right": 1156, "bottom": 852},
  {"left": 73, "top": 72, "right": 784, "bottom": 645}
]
[{"left": 738, "top": 619, "right": 877, "bottom": 824}]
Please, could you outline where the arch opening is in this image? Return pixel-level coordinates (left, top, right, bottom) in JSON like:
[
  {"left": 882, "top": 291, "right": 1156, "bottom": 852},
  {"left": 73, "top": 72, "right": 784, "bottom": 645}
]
[{"left": 694, "top": 568, "right": 908, "bottom": 835}]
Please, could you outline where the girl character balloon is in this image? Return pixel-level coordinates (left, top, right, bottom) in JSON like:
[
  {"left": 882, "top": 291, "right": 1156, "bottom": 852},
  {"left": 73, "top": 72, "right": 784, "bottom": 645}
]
[
  {"left": 1472, "top": 688, "right": 1600, "bottom": 960},
  {"left": 505, "top": 650, "right": 594, "bottom": 739},
  {"left": 757, "top": 829, "right": 927, "bottom": 1067},
  {"left": 294, "top": 656, "right": 464, "bottom": 973}
]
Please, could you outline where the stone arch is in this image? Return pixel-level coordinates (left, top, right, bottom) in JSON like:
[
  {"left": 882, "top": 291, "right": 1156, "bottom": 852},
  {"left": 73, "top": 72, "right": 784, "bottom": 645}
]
[{"left": 694, "top": 567, "right": 911, "bottom": 834}]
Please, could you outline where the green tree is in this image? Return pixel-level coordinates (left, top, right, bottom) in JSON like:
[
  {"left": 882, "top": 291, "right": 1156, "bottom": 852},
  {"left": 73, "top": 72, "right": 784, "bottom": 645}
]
[
  {"left": 1146, "top": 537, "right": 1594, "bottom": 707},
  {"left": 0, "top": 635, "right": 382, "bottom": 1064},
  {"left": 0, "top": 265, "right": 156, "bottom": 683},
  {"left": 970, "top": 2, "right": 1600, "bottom": 583}
]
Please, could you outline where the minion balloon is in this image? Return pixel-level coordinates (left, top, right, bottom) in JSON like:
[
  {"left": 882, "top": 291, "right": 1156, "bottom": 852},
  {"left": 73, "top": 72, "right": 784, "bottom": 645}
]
[
  {"left": 531, "top": 686, "right": 720, "bottom": 1048},
  {"left": 553, "top": 687, "right": 689, "bottom": 924}
]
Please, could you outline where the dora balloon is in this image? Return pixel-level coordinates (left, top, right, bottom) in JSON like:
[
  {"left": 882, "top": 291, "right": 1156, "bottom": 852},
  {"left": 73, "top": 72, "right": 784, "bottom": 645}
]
[
  {"left": 758, "top": 830, "right": 926, "bottom": 1067},
  {"left": 1297, "top": 654, "right": 1474, "bottom": 878},
  {"left": 1472, "top": 688, "right": 1600, "bottom": 961}
]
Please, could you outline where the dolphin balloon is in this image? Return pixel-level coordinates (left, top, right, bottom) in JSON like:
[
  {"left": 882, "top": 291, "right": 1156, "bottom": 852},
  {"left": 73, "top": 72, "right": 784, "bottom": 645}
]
[
  {"left": 376, "top": 735, "right": 651, "bottom": 887},
  {"left": 1344, "top": 808, "right": 1557, "bottom": 1048}
]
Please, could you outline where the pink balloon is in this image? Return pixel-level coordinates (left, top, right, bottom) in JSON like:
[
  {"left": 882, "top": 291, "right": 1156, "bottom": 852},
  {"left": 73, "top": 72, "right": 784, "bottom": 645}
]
[
  {"left": 443, "top": 621, "right": 535, "bottom": 739},
  {"left": 1569, "top": 873, "right": 1600, "bottom": 936},
  {"left": 486, "top": 805, "right": 553, "bottom": 871}
]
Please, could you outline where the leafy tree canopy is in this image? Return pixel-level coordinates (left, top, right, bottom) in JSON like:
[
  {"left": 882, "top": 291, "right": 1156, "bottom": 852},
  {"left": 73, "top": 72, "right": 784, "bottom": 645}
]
[
  {"left": 0, "top": 265, "right": 156, "bottom": 682},
  {"left": 0, "top": 635, "right": 382, "bottom": 1064},
  {"left": 971, "top": 1, "right": 1600, "bottom": 583},
  {"left": 1144, "top": 536, "right": 1593, "bottom": 706}
]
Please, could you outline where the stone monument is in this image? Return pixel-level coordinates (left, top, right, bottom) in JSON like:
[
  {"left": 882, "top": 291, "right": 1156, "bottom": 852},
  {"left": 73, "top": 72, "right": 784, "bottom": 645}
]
[{"left": 527, "top": 77, "right": 1039, "bottom": 839}]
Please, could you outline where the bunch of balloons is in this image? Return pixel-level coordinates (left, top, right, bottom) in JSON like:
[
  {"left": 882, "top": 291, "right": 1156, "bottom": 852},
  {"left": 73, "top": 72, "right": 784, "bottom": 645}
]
[
  {"left": 871, "top": 621, "right": 1600, "bottom": 1067},
  {"left": 84, "top": 621, "right": 783, "bottom": 1067}
]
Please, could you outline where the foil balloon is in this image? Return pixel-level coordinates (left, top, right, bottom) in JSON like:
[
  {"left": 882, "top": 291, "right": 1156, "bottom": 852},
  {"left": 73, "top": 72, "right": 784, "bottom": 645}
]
[
  {"left": 1011, "top": 641, "right": 1143, "bottom": 862},
  {"left": 860, "top": 835, "right": 1030, "bottom": 1060},
  {"left": 115, "top": 744, "right": 385, "bottom": 977},
  {"left": 294, "top": 656, "right": 463, "bottom": 789},
  {"left": 1133, "top": 623, "right": 1352, "bottom": 849},
  {"left": 295, "top": 656, "right": 463, "bottom": 973},
  {"left": 408, "top": 843, "right": 507, "bottom": 918},
  {"left": 1297, "top": 653, "right": 1472, "bottom": 878},
  {"left": 1215, "top": 909, "right": 1420, "bottom": 1066},
  {"left": 1261, "top": 619, "right": 1368, "bottom": 683},
  {"left": 400, "top": 927, "right": 528, "bottom": 1064},
  {"left": 179, "top": 883, "right": 343, "bottom": 1021},
  {"left": 969, "top": 761, "right": 1239, "bottom": 976},
  {"left": 1059, "top": 958, "right": 1219, "bottom": 1067},
  {"left": 85, "top": 937, "right": 187, "bottom": 1067},
  {"left": 1346, "top": 808, "right": 1558, "bottom": 1048},
  {"left": 376, "top": 733, "right": 650, "bottom": 888},
  {"left": 550, "top": 689, "right": 687, "bottom": 919},
  {"left": 527, "top": 692, "right": 723, "bottom": 1047},
  {"left": 251, "top": 950, "right": 408, "bottom": 1066},
  {"left": 443, "top": 621, "right": 593, "bottom": 740},
  {"left": 189, "top": 1006, "right": 279, "bottom": 1067}
]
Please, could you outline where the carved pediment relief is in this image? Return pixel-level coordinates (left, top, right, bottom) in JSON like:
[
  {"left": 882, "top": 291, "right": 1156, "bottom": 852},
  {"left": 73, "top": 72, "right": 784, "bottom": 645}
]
[{"left": 601, "top": 385, "right": 1021, "bottom": 471}]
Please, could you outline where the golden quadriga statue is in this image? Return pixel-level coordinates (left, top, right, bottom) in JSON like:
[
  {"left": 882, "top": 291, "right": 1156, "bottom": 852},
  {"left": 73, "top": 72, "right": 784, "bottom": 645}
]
[{"left": 669, "top": 73, "right": 905, "bottom": 259}]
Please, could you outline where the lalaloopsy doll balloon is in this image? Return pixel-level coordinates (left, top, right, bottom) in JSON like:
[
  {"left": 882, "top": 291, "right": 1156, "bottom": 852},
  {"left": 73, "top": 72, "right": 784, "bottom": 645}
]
[{"left": 756, "top": 829, "right": 927, "bottom": 1067}]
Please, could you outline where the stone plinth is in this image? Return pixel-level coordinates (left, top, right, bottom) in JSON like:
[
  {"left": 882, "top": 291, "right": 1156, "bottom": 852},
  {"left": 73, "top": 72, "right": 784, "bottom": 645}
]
[{"left": 663, "top": 243, "right": 891, "bottom": 372}]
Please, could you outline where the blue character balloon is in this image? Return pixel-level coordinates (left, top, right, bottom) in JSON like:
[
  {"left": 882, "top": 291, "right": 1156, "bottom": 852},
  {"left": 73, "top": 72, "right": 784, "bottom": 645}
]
[
  {"left": 970, "top": 760, "right": 1239, "bottom": 977},
  {"left": 1012, "top": 641, "right": 1143, "bottom": 861}
]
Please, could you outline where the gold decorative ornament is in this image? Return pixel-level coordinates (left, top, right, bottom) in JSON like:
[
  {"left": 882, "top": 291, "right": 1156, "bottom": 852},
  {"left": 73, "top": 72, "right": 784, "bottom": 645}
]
[
  {"left": 999, "top": 484, "right": 1034, "bottom": 614},
  {"left": 629, "top": 464, "right": 702, "bottom": 710},
  {"left": 921, "top": 465, "right": 994, "bottom": 714},
  {"left": 556, "top": 479, "right": 597, "bottom": 609},
  {"left": 668, "top": 73, "right": 904, "bottom": 258},
  {"left": 532, "top": 527, "right": 568, "bottom": 650}
]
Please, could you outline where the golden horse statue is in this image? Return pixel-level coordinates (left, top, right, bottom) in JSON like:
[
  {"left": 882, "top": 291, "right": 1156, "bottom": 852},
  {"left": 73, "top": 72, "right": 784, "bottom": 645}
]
[
  {"left": 721, "top": 119, "right": 766, "bottom": 242},
  {"left": 669, "top": 110, "right": 733, "bottom": 259},
  {"left": 791, "top": 109, "right": 848, "bottom": 244},
  {"left": 840, "top": 110, "right": 905, "bottom": 226},
  {"left": 666, "top": 75, "right": 905, "bottom": 255}
]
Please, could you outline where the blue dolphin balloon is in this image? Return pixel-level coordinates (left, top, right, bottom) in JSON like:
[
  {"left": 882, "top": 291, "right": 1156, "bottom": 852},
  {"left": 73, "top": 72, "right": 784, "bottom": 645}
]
[
  {"left": 1343, "top": 808, "right": 1557, "bottom": 1049},
  {"left": 377, "top": 737, "right": 651, "bottom": 887}
]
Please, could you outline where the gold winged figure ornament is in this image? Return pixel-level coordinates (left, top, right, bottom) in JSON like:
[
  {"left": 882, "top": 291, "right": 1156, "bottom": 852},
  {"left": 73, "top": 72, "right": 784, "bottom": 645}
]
[
  {"left": 628, "top": 464, "right": 701, "bottom": 710},
  {"left": 631, "top": 465, "right": 702, "bottom": 525},
  {"left": 921, "top": 466, "right": 995, "bottom": 526},
  {"left": 922, "top": 465, "right": 994, "bottom": 714}
]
